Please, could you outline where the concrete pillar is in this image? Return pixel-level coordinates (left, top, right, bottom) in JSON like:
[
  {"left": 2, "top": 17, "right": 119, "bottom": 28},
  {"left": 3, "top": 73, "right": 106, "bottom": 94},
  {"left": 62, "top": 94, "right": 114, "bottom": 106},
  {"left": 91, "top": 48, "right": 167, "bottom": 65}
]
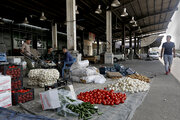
[
  {"left": 106, "top": 11, "right": 112, "bottom": 53},
  {"left": 80, "top": 31, "right": 84, "bottom": 56},
  {"left": 66, "top": 0, "right": 76, "bottom": 51},
  {"left": 66, "top": 0, "right": 82, "bottom": 61},
  {"left": 137, "top": 37, "right": 140, "bottom": 54},
  {"left": 52, "top": 23, "right": 57, "bottom": 49},
  {"left": 129, "top": 31, "right": 133, "bottom": 60},
  {"left": 105, "top": 10, "right": 114, "bottom": 64},
  {"left": 97, "top": 38, "right": 100, "bottom": 55},
  {"left": 134, "top": 36, "right": 137, "bottom": 58},
  {"left": 122, "top": 24, "right": 126, "bottom": 60}
]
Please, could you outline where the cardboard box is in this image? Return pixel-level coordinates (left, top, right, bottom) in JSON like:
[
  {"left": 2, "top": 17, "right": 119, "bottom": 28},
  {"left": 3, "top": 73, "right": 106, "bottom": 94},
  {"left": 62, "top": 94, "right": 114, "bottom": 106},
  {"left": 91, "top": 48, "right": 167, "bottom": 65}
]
[
  {"left": 0, "top": 75, "right": 11, "bottom": 92},
  {"left": 0, "top": 90, "right": 12, "bottom": 108}
]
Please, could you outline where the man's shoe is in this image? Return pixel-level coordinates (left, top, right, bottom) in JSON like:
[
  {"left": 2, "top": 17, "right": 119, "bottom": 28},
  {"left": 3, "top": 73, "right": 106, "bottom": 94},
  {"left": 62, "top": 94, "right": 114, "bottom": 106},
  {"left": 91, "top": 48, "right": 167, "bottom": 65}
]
[
  {"left": 169, "top": 68, "right": 171, "bottom": 73},
  {"left": 166, "top": 72, "right": 169, "bottom": 75}
]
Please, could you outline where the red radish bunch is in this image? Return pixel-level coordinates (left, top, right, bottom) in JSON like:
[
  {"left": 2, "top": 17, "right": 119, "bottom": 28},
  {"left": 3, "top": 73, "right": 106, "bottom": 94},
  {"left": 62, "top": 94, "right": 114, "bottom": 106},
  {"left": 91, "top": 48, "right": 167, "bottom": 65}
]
[{"left": 77, "top": 89, "right": 126, "bottom": 105}]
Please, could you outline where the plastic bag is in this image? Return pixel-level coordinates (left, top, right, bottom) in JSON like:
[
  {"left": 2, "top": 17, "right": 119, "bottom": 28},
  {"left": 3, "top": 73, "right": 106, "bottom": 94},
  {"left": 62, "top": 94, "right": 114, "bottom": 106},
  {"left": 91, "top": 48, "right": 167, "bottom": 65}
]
[
  {"left": 57, "top": 89, "right": 82, "bottom": 117},
  {"left": 93, "top": 74, "right": 106, "bottom": 84},
  {"left": 70, "top": 60, "right": 89, "bottom": 70}
]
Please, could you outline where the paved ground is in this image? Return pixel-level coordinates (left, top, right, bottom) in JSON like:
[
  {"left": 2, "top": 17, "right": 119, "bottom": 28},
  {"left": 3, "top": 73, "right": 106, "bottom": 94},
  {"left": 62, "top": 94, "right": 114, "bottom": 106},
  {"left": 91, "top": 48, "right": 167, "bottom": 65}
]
[
  {"left": 130, "top": 58, "right": 180, "bottom": 120},
  {"left": 8, "top": 58, "right": 180, "bottom": 120}
]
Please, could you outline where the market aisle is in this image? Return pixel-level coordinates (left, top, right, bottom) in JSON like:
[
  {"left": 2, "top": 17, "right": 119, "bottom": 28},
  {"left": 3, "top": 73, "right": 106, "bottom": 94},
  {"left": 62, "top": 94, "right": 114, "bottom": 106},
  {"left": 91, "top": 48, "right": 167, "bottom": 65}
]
[{"left": 130, "top": 59, "right": 180, "bottom": 120}]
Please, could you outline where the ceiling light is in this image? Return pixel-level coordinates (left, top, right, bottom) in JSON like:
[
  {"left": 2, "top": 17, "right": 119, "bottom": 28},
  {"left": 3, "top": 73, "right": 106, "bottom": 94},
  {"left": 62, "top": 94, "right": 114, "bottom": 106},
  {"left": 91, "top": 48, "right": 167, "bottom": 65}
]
[
  {"left": 76, "top": 5, "right": 79, "bottom": 14},
  {"left": 121, "top": 8, "right": 128, "bottom": 17},
  {"left": 40, "top": 12, "right": 47, "bottom": 21},
  {"left": 111, "top": 0, "right": 120, "bottom": 7},
  {"left": 137, "top": 26, "right": 142, "bottom": 33},
  {"left": 130, "top": 16, "right": 136, "bottom": 24},
  {"left": 0, "top": 18, "right": 5, "bottom": 25},
  {"left": 23, "top": 17, "right": 29, "bottom": 24},
  {"left": 95, "top": 5, "right": 102, "bottom": 14},
  {"left": 132, "top": 21, "right": 138, "bottom": 27}
]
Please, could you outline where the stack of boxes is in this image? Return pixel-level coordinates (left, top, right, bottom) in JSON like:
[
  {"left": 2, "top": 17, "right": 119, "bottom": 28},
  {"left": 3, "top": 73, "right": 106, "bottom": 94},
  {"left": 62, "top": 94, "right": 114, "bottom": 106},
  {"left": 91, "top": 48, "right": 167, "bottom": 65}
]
[{"left": 0, "top": 75, "right": 12, "bottom": 108}]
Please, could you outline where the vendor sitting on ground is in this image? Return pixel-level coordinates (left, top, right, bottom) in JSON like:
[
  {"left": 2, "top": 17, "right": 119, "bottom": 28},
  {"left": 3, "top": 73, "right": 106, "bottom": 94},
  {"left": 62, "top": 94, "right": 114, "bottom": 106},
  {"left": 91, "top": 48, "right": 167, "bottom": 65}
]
[{"left": 44, "top": 46, "right": 54, "bottom": 63}]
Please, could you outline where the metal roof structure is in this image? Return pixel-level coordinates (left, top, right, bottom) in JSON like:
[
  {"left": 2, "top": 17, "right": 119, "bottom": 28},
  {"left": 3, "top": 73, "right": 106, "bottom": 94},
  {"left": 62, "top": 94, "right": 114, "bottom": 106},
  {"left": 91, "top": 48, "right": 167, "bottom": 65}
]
[{"left": 0, "top": 0, "right": 179, "bottom": 41}]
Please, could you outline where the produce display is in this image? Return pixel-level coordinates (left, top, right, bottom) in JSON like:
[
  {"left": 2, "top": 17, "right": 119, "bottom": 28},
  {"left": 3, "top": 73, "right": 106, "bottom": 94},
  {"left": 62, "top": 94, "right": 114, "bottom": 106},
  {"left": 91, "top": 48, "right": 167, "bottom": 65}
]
[
  {"left": 127, "top": 74, "right": 150, "bottom": 83},
  {"left": 67, "top": 102, "right": 102, "bottom": 120},
  {"left": 12, "top": 88, "right": 34, "bottom": 105},
  {"left": 107, "top": 77, "right": 150, "bottom": 93},
  {"left": 0, "top": 65, "right": 23, "bottom": 90},
  {"left": 77, "top": 89, "right": 126, "bottom": 105},
  {"left": 28, "top": 69, "right": 60, "bottom": 87}
]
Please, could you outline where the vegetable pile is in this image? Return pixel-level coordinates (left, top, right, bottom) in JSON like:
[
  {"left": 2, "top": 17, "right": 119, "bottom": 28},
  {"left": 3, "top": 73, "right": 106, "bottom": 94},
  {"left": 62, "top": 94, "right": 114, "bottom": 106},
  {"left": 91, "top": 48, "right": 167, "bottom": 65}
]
[
  {"left": 67, "top": 102, "right": 102, "bottom": 120},
  {"left": 77, "top": 89, "right": 126, "bottom": 105},
  {"left": 28, "top": 69, "right": 60, "bottom": 87},
  {"left": 127, "top": 74, "right": 150, "bottom": 83},
  {"left": 107, "top": 77, "right": 150, "bottom": 93}
]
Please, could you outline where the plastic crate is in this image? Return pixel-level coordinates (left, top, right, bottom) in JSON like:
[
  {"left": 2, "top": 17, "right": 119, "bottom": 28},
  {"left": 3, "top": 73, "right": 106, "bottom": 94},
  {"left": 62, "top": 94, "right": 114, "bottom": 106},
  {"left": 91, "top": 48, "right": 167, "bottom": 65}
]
[
  {"left": 0, "top": 107, "right": 55, "bottom": 120},
  {"left": 12, "top": 88, "right": 34, "bottom": 105},
  {"left": 11, "top": 78, "right": 23, "bottom": 90}
]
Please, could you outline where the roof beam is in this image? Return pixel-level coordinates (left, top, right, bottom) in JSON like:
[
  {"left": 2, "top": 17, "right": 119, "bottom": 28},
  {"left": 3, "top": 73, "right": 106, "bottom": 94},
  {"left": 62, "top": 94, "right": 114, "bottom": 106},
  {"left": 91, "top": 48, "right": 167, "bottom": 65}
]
[
  {"left": 138, "top": 28, "right": 167, "bottom": 35},
  {"left": 140, "top": 20, "right": 170, "bottom": 30},
  {"left": 136, "top": 8, "right": 178, "bottom": 22}
]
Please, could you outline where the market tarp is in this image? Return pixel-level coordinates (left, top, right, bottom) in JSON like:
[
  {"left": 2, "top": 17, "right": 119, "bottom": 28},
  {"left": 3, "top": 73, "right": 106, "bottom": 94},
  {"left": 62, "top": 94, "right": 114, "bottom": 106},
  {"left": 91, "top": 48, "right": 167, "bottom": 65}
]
[{"left": 10, "top": 78, "right": 149, "bottom": 120}]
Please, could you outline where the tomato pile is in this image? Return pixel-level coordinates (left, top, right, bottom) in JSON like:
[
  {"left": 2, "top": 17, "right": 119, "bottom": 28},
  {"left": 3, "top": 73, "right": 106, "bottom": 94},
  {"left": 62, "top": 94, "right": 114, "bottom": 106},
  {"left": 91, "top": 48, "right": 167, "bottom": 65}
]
[
  {"left": 6, "top": 68, "right": 21, "bottom": 78},
  {"left": 12, "top": 89, "right": 30, "bottom": 93},
  {"left": 77, "top": 89, "right": 126, "bottom": 105},
  {"left": 12, "top": 88, "right": 34, "bottom": 105}
]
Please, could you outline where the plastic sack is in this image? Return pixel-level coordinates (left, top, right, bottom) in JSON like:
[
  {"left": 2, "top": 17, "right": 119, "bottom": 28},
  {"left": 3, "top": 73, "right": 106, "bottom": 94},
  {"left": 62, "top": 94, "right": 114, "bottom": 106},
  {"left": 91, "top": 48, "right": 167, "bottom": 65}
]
[
  {"left": 80, "top": 74, "right": 106, "bottom": 84},
  {"left": 57, "top": 89, "right": 82, "bottom": 117},
  {"left": 125, "top": 68, "right": 135, "bottom": 75},
  {"left": 93, "top": 74, "right": 106, "bottom": 84},
  {"left": 70, "top": 60, "right": 89, "bottom": 70},
  {"left": 39, "top": 89, "right": 61, "bottom": 110},
  {"left": 71, "top": 68, "right": 98, "bottom": 77},
  {"left": 71, "top": 76, "right": 80, "bottom": 82}
]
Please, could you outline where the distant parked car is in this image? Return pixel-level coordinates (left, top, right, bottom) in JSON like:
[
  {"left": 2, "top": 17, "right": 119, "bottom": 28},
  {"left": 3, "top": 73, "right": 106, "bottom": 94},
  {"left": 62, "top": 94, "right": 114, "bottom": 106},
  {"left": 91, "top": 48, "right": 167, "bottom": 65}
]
[{"left": 149, "top": 52, "right": 159, "bottom": 60}]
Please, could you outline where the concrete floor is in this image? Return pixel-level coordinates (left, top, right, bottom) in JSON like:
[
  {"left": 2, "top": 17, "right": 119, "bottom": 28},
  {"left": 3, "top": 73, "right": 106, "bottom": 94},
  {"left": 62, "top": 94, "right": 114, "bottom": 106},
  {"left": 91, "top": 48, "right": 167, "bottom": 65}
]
[
  {"left": 8, "top": 58, "right": 180, "bottom": 120},
  {"left": 130, "top": 58, "right": 180, "bottom": 120}
]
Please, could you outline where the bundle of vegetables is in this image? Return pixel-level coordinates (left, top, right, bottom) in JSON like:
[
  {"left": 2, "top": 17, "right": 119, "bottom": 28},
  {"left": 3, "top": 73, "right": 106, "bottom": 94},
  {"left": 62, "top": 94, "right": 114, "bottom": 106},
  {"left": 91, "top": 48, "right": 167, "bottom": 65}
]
[
  {"left": 67, "top": 102, "right": 102, "bottom": 120},
  {"left": 77, "top": 89, "right": 126, "bottom": 105},
  {"left": 28, "top": 69, "right": 60, "bottom": 87},
  {"left": 127, "top": 74, "right": 150, "bottom": 83},
  {"left": 107, "top": 77, "right": 150, "bottom": 93}
]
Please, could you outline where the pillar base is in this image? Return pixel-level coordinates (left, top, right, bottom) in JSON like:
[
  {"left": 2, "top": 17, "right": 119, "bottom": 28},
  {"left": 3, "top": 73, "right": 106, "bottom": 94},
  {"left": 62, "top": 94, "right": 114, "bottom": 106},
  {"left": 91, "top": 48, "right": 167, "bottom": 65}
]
[
  {"left": 69, "top": 50, "right": 82, "bottom": 62},
  {"left": 129, "top": 49, "right": 133, "bottom": 60},
  {"left": 104, "top": 52, "right": 114, "bottom": 64}
]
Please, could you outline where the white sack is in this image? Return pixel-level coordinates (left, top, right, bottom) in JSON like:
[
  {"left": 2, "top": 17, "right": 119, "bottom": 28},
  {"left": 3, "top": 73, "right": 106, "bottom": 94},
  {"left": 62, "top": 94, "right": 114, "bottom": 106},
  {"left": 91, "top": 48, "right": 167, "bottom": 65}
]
[
  {"left": 71, "top": 68, "right": 98, "bottom": 77},
  {"left": 80, "top": 74, "right": 106, "bottom": 84},
  {"left": 93, "top": 74, "right": 106, "bottom": 84},
  {"left": 70, "top": 60, "right": 89, "bottom": 70},
  {"left": 71, "top": 76, "right": 80, "bottom": 82}
]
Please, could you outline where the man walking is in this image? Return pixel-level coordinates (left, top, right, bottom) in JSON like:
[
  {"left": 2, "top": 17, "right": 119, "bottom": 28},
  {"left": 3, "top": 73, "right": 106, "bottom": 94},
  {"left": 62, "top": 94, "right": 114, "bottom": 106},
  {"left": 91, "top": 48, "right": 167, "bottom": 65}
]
[{"left": 160, "top": 35, "right": 175, "bottom": 75}]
